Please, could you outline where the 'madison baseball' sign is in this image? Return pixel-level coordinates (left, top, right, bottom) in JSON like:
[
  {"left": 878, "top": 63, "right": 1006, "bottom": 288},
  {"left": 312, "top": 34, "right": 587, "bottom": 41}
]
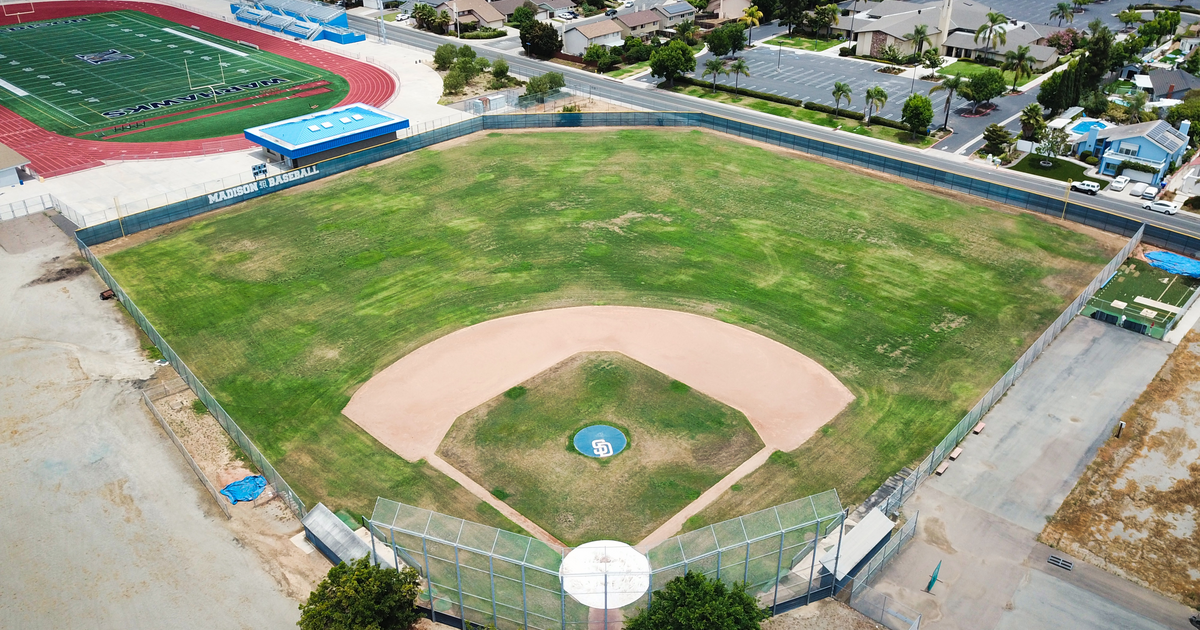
[
  {"left": 207, "top": 166, "right": 320, "bottom": 204},
  {"left": 573, "top": 425, "right": 627, "bottom": 458}
]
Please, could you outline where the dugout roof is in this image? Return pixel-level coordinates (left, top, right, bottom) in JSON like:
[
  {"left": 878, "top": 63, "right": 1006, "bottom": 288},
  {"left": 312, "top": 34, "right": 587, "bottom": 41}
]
[{"left": 244, "top": 103, "right": 409, "bottom": 159}]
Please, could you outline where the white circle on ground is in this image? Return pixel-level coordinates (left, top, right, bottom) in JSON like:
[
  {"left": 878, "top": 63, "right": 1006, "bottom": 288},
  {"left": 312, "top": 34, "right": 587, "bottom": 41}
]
[{"left": 560, "top": 540, "right": 651, "bottom": 609}]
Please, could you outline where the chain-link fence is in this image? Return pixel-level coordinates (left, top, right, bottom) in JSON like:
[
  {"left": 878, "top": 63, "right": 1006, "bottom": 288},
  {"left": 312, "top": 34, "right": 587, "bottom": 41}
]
[
  {"left": 849, "top": 583, "right": 922, "bottom": 630},
  {"left": 369, "top": 491, "right": 845, "bottom": 629},
  {"left": 76, "top": 238, "right": 307, "bottom": 520},
  {"left": 848, "top": 514, "right": 919, "bottom": 597},
  {"left": 0, "top": 193, "right": 88, "bottom": 228},
  {"left": 876, "top": 226, "right": 1145, "bottom": 516}
]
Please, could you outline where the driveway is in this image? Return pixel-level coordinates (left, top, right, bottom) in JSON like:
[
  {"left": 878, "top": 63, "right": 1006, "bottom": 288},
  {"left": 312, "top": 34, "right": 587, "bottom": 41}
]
[
  {"left": 869, "top": 318, "right": 1194, "bottom": 630},
  {"left": 0, "top": 213, "right": 303, "bottom": 629}
]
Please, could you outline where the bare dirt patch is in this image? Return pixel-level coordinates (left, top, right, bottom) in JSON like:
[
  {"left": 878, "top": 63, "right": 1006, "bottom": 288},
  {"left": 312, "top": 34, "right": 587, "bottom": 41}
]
[
  {"left": 23, "top": 262, "right": 88, "bottom": 286},
  {"left": 763, "top": 598, "right": 884, "bottom": 630},
  {"left": 1042, "top": 331, "right": 1200, "bottom": 607}
]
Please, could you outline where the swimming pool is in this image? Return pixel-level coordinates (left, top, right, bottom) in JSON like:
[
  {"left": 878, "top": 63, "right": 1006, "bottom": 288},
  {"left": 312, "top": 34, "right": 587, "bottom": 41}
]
[{"left": 1071, "top": 120, "right": 1110, "bottom": 134}]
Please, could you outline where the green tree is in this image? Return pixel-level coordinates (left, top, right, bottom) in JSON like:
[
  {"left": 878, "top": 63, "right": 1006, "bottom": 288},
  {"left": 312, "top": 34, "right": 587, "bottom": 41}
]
[
  {"left": 706, "top": 26, "right": 731, "bottom": 57},
  {"left": 921, "top": 48, "right": 944, "bottom": 78},
  {"left": 650, "top": 39, "right": 697, "bottom": 86},
  {"left": 1035, "top": 127, "right": 1070, "bottom": 161},
  {"left": 930, "top": 73, "right": 964, "bottom": 131},
  {"left": 811, "top": 3, "right": 839, "bottom": 39},
  {"left": 492, "top": 57, "right": 510, "bottom": 79},
  {"left": 864, "top": 85, "right": 888, "bottom": 125},
  {"left": 676, "top": 19, "right": 699, "bottom": 46},
  {"left": 901, "top": 93, "right": 933, "bottom": 136},
  {"left": 831, "top": 81, "right": 852, "bottom": 117},
  {"left": 982, "top": 123, "right": 1012, "bottom": 155},
  {"left": 1126, "top": 90, "right": 1148, "bottom": 124},
  {"left": 1118, "top": 9, "right": 1140, "bottom": 29},
  {"left": 703, "top": 57, "right": 728, "bottom": 92},
  {"left": 1080, "top": 90, "right": 1109, "bottom": 118},
  {"left": 433, "top": 43, "right": 458, "bottom": 70},
  {"left": 962, "top": 67, "right": 1005, "bottom": 113},
  {"left": 412, "top": 2, "right": 436, "bottom": 29},
  {"left": 729, "top": 58, "right": 750, "bottom": 91},
  {"left": 739, "top": 5, "right": 763, "bottom": 46},
  {"left": 1050, "top": 2, "right": 1073, "bottom": 27},
  {"left": 433, "top": 9, "right": 452, "bottom": 33},
  {"left": 974, "top": 11, "right": 1008, "bottom": 54},
  {"left": 525, "top": 71, "right": 566, "bottom": 95},
  {"left": 1019, "top": 102, "right": 1046, "bottom": 141},
  {"left": 725, "top": 23, "right": 747, "bottom": 57},
  {"left": 520, "top": 20, "right": 562, "bottom": 58},
  {"left": 1001, "top": 44, "right": 1034, "bottom": 92},
  {"left": 906, "top": 23, "right": 931, "bottom": 56},
  {"left": 1080, "top": 24, "right": 1113, "bottom": 87},
  {"left": 624, "top": 571, "right": 770, "bottom": 630},
  {"left": 297, "top": 558, "right": 422, "bottom": 630},
  {"left": 511, "top": 3, "right": 535, "bottom": 26},
  {"left": 442, "top": 69, "right": 467, "bottom": 94}
]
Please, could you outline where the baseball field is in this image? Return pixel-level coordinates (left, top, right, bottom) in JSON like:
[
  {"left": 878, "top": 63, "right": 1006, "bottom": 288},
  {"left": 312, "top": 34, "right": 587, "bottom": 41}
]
[{"left": 97, "top": 128, "right": 1119, "bottom": 533}]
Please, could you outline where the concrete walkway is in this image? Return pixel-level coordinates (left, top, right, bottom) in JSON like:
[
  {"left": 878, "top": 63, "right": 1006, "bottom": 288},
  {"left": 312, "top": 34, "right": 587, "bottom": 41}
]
[{"left": 869, "top": 318, "right": 1194, "bottom": 630}]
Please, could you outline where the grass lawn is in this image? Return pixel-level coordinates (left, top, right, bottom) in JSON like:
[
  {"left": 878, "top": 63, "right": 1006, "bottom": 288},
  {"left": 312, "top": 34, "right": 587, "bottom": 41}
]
[
  {"left": 765, "top": 35, "right": 845, "bottom": 52},
  {"left": 437, "top": 352, "right": 763, "bottom": 545},
  {"left": 99, "top": 129, "right": 1116, "bottom": 533},
  {"left": 671, "top": 85, "right": 935, "bottom": 148},
  {"left": 1008, "top": 154, "right": 1107, "bottom": 189},
  {"left": 939, "top": 60, "right": 1020, "bottom": 88},
  {"left": 606, "top": 60, "right": 652, "bottom": 78}
]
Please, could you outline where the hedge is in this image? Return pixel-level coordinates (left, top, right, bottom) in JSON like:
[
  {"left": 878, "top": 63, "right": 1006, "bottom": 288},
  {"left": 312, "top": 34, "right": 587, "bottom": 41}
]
[
  {"left": 867, "top": 116, "right": 913, "bottom": 132},
  {"left": 1118, "top": 160, "right": 1160, "bottom": 175},
  {"left": 674, "top": 76, "right": 803, "bottom": 107},
  {"left": 804, "top": 101, "right": 865, "bottom": 121},
  {"left": 1132, "top": 4, "right": 1200, "bottom": 15},
  {"left": 461, "top": 29, "right": 506, "bottom": 39}
]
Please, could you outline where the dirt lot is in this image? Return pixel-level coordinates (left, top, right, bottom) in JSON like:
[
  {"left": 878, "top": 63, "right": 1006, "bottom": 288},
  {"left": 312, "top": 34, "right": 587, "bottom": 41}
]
[
  {"left": 1043, "top": 331, "right": 1200, "bottom": 607},
  {"left": 763, "top": 599, "right": 884, "bottom": 630}
]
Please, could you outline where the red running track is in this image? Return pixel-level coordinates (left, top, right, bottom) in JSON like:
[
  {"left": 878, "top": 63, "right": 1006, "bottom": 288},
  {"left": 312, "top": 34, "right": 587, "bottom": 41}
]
[{"left": 0, "top": 1, "right": 396, "bottom": 177}]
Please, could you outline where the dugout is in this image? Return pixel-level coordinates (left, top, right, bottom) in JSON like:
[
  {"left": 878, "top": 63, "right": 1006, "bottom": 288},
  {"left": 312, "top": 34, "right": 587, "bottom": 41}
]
[
  {"left": 0, "top": 143, "right": 32, "bottom": 187},
  {"left": 244, "top": 103, "right": 409, "bottom": 169}
]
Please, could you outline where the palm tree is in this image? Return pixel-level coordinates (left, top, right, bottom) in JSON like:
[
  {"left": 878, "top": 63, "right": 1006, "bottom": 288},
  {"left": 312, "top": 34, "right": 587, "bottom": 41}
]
[
  {"left": 1001, "top": 45, "right": 1034, "bottom": 92},
  {"left": 676, "top": 19, "right": 698, "bottom": 46},
  {"left": 729, "top": 59, "right": 750, "bottom": 91},
  {"left": 832, "top": 81, "right": 852, "bottom": 118},
  {"left": 974, "top": 12, "right": 1008, "bottom": 55},
  {"left": 929, "top": 74, "right": 964, "bottom": 132},
  {"left": 864, "top": 85, "right": 888, "bottom": 126},
  {"left": 739, "top": 5, "right": 763, "bottom": 47},
  {"left": 1050, "top": 2, "right": 1073, "bottom": 27},
  {"left": 906, "top": 24, "right": 931, "bottom": 56},
  {"left": 703, "top": 58, "right": 728, "bottom": 93},
  {"left": 1126, "top": 91, "right": 1148, "bottom": 123},
  {"left": 1019, "top": 102, "right": 1045, "bottom": 140}
]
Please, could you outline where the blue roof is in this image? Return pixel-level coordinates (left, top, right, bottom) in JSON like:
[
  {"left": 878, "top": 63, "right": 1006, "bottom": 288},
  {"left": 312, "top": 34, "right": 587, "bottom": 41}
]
[{"left": 245, "top": 103, "right": 409, "bottom": 158}]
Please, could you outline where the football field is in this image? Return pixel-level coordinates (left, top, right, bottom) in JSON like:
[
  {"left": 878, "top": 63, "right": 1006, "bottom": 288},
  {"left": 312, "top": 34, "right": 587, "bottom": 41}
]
[{"left": 0, "top": 10, "right": 349, "bottom": 142}]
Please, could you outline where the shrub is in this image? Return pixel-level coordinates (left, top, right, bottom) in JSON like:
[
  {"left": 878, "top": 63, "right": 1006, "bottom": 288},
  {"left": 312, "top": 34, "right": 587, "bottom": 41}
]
[
  {"left": 1118, "top": 160, "right": 1160, "bottom": 175},
  {"left": 1086, "top": 156, "right": 1099, "bottom": 165},
  {"left": 442, "top": 69, "right": 467, "bottom": 95},
  {"left": 674, "top": 75, "right": 802, "bottom": 106},
  {"left": 839, "top": 45, "right": 853, "bottom": 57},
  {"left": 433, "top": 43, "right": 458, "bottom": 70},
  {"left": 804, "top": 101, "right": 865, "bottom": 120},
  {"left": 462, "top": 28, "right": 505, "bottom": 39},
  {"left": 1078, "top": 150, "right": 1092, "bottom": 160},
  {"left": 298, "top": 558, "right": 422, "bottom": 630}
]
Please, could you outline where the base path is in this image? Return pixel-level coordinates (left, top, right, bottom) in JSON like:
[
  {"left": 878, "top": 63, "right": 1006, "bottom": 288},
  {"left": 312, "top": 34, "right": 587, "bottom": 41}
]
[
  {"left": 0, "top": 1, "right": 396, "bottom": 177},
  {"left": 343, "top": 306, "right": 854, "bottom": 462}
]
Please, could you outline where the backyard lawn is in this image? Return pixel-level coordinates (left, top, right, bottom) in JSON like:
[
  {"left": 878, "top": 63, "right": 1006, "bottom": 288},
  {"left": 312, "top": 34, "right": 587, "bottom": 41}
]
[{"left": 99, "top": 129, "right": 1116, "bottom": 532}]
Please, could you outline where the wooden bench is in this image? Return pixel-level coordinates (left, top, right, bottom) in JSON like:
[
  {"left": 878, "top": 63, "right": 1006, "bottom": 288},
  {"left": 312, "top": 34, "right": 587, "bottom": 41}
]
[
  {"left": 972, "top": 422, "right": 986, "bottom": 435},
  {"left": 935, "top": 461, "right": 950, "bottom": 475},
  {"left": 949, "top": 447, "right": 963, "bottom": 460}
]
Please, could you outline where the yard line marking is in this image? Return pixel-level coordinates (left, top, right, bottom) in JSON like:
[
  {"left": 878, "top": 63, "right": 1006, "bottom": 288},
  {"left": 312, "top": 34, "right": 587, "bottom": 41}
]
[
  {"left": 0, "top": 77, "right": 27, "bottom": 96},
  {"left": 161, "top": 27, "right": 249, "bottom": 57}
]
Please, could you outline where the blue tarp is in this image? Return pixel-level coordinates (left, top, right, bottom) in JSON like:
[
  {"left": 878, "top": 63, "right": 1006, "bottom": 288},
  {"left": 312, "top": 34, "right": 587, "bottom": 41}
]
[
  {"left": 1146, "top": 251, "right": 1200, "bottom": 278},
  {"left": 220, "top": 475, "right": 267, "bottom": 504}
]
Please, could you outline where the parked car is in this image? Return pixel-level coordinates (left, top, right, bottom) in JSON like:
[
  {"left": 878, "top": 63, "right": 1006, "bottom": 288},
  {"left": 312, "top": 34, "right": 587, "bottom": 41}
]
[
  {"left": 1142, "top": 186, "right": 1160, "bottom": 200},
  {"left": 1143, "top": 200, "right": 1180, "bottom": 215},
  {"left": 622, "top": 0, "right": 633, "bottom": 6},
  {"left": 1128, "top": 182, "right": 1148, "bottom": 198},
  {"left": 1071, "top": 180, "right": 1101, "bottom": 195},
  {"left": 1110, "top": 175, "right": 1130, "bottom": 192},
  {"left": 605, "top": 8, "right": 617, "bottom": 15},
  {"left": 559, "top": 10, "right": 577, "bottom": 18}
]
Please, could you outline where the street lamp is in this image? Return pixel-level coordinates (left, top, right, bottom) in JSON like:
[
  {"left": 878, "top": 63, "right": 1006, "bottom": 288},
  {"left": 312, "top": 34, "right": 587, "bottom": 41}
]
[{"left": 1062, "top": 179, "right": 1072, "bottom": 220}]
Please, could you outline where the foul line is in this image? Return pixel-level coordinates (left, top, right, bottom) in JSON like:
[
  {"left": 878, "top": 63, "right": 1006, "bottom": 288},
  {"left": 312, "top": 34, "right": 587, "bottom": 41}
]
[
  {"left": 161, "top": 27, "right": 249, "bottom": 57},
  {"left": 0, "top": 77, "right": 28, "bottom": 97}
]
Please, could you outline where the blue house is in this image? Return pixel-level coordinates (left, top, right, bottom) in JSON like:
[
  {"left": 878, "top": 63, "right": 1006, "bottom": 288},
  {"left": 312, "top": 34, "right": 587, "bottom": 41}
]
[{"left": 1078, "top": 119, "right": 1192, "bottom": 186}]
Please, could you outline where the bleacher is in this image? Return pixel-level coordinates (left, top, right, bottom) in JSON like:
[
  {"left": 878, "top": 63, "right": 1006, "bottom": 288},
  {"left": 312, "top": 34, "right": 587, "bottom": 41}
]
[{"left": 231, "top": 0, "right": 366, "bottom": 43}]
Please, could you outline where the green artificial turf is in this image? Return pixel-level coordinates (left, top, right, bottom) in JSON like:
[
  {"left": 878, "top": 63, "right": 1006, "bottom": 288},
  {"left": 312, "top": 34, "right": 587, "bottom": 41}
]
[
  {"left": 0, "top": 10, "right": 349, "bottom": 142},
  {"left": 1087, "top": 258, "right": 1200, "bottom": 328},
  {"left": 99, "top": 129, "right": 1115, "bottom": 530},
  {"left": 437, "top": 352, "right": 764, "bottom": 545}
]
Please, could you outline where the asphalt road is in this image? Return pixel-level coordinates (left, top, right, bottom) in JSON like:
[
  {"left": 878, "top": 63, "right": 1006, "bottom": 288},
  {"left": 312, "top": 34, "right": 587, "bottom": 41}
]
[{"left": 352, "top": 15, "right": 1200, "bottom": 241}]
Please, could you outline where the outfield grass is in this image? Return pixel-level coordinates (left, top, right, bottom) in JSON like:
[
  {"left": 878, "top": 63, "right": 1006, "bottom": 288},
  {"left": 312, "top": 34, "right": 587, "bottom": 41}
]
[
  {"left": 99, "top": 129, "right": 1116, "bottom": 531},
  {"left": 1009, "top": 154, "right": 1107, "bottom": 189},
  {"left": 671, "top": 85, "right": 934, "bottom": 147},
  {"left": 437, "top": 353, "right": 763, "bottom": 545},
  {"left": 765, "top": 35, "right": 845, "bottom": 52}
]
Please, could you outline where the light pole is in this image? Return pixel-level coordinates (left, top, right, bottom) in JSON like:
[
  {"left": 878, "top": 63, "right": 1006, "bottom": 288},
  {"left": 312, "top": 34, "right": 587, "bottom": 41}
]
[{"left": 1062, "top": 179, "right": 1072, "bottom": 220}]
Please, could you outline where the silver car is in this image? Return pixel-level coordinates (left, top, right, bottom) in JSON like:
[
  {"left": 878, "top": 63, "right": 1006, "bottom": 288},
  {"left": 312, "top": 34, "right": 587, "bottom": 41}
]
[{"left": 1110, "top": 176, "right": 1130, "bottom": 192}]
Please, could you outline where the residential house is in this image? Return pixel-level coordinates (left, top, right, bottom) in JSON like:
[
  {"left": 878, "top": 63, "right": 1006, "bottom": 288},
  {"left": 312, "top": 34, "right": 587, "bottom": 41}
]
[
  {"left": 432, "top": 0, "right": 506, "bottom": 29},
  {"left": 655, "top": 1, "right": 696, "bottom": 29},
  {"left": 1077, "top": 120, "right": 1192, "bottom": 186},
  {"left": 615, "top": 9, "right": 662, "bottom": 40},
  {"left": 536, "top": 0, "right": 576, "bottom": 17},
  {"left": 703, "top": 0, "right": 750, "bottom": 22},
  {"left": 1139, "top": 68, "right": 1200, "bottom": 101},
  {"left": 845, "top": 0, "right": 1060, "bottom": 69},
  {"left": 563, "top": 18, "right": 624, "bottom": 55},
  {"left": 489, "top": 0, "right": 548, "bottom": 21}
]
